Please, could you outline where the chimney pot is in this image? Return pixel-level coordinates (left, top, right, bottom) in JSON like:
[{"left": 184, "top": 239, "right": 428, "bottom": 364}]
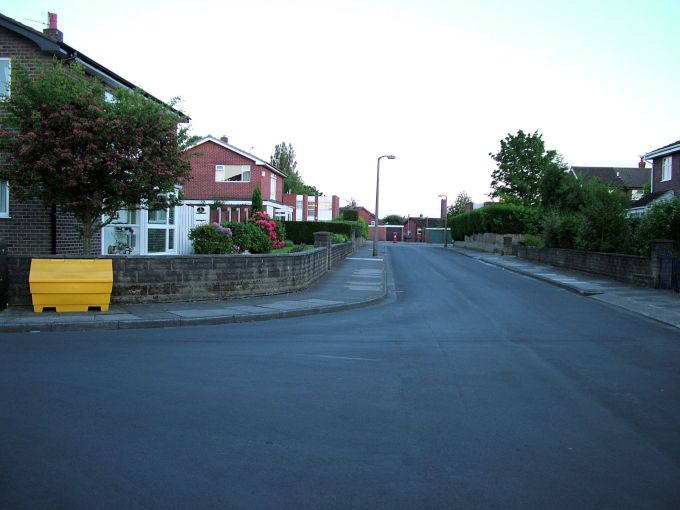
[
  {"left": 220, "top": 136, "right": 229, "bottom": 144},
  {"left": 638, "top": 156, "right": 646, "bottom": 169},
  {"left": 43, "top": 12, "right": 63, "bottom": 42}
]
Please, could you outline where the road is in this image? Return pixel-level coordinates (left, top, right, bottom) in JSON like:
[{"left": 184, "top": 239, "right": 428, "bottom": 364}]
[{"left": 1, "top": 243, "right": 679, "bottom": 509}]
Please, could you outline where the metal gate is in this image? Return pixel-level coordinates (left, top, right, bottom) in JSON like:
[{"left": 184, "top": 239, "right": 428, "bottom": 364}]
[{"left": 659, "top": 255, "right": 680, "bottom": 292}]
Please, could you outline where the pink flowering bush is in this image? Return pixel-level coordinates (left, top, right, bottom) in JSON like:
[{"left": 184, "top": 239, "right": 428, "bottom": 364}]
[
  {"left": 188, "top": 223, "right": 240, "bottom": 254},
  {"left": 250, "top": 211, "right": 286, "bottom": 250}
]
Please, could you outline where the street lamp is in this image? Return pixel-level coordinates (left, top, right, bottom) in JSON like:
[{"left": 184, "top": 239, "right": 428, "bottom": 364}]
[
  {"left": 439, "top": 194, "right": 448, "bottom": 248},
  {"left": 373, "top": 154, "right": 396, "bottom": 257}
]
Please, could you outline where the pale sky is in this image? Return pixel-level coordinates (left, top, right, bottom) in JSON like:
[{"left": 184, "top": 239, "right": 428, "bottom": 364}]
[{"left": 4, "top": 0, "right": 679, "bottom": 217}]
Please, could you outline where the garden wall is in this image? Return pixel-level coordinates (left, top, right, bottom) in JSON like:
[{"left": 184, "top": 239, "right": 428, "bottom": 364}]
[
  {"left": 6, "top": 241, "right": 360, "bottom": 306},
  {"left": 456, "top": 233, "right": 523, "bottom": 254},
  {"left": 517, "top": 246, "right": 654, "bottom": 287}
]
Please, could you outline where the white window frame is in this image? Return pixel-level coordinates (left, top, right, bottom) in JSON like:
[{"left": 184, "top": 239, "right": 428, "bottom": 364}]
[
  {"left": 270, "top": 173, "right": 277, "bottom": 200},
  {"left": 215, "top": 165, "right": 251, "bottom": 183},
  {"left": 101, "top": 207, "right": 177, "bottom": 255},
  {"left": 146, "top": 207, "right": 176, "bottom": 254},
  {"left": 0, "top": 181, "right": 9, "bottom": 217},
  {"left": 661, "top": 156, "right": 672, "bottom": 182},
  {"left": 0, "top": 58, "right": 10, "bottom": 99}
]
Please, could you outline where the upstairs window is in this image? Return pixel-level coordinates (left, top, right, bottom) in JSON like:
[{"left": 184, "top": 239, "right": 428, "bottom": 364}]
[
  {"left": 0, "top": 58, "right": 10, "bottom": 98},
  {"left": 661, "top": 156, "right": 672, "bottom": 182},
  {"left": 215, "top": 165, "right": 251, "bottom": 182}
]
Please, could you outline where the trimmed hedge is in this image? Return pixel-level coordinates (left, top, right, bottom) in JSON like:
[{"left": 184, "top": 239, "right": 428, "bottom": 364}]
[
  {"left": 449, "top": 204, "right": 542, "bottom": 240},
  {"left": 283, "top": 220, "right": 354, "bottom": 244},
  {"left": 341, "top": 209, "right": 359, "bottom": 221}
]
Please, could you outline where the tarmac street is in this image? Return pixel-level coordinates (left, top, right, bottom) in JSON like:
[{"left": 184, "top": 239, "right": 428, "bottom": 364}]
[{"left": 1, "top": 243, "right": 679, "bottom": 509}]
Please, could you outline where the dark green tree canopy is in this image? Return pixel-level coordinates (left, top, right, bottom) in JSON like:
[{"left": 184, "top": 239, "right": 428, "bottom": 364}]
[
  {"left": 382, "top": 214, "right": 405, "bottom": 225},
  {"left": 489, "top": 130, "right": 566, "bottom": 208},
  {"left": 270, "top": 141, "right": 321, "bottom": 195},
  {"left": 0, "top": 60, "right": 191, "bottom": 253}
]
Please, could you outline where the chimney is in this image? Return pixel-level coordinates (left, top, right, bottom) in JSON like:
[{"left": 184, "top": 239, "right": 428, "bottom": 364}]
[
  {"left": 638, "top": 156, "right": 646, "bottom": 169},
  {"left": 43, "top": 12, "right": 63, "bottom": 43},
  {"left": 220, "top": 135, "right": 229, "bottom": 144}
]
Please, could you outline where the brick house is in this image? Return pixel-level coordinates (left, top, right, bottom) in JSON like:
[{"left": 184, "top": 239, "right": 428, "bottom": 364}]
[
  {"left": 182, "top": 135, "right": 291, "bottom": 224},
  {"left": 628, "top": 139, "right": 679, "bottom": 217},
  {"left": 0, "top": 11, "right": 184, "bottom": 256}
]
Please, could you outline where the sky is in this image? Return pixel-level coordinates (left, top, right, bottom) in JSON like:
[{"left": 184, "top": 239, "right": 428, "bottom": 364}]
[{"left": 4, "top": 0, "right": 680, "bottom": 217}]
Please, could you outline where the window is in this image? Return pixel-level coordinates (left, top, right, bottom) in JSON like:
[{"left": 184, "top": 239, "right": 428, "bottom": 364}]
[
  {"left": 270, "top": 173, "right": 277, "bottom": 200},
  {"left": 0, "top": 181, "right": 8, "bottom": 217},
  {"left": 0, "top": 58, "right": 10, "bottom": 98},
  {"left": 215, "top": 165, "right": 251, "bottom": 182},
  {"left": 307, "top": 196, "right": 316, "bottom": 221},
  {"left": 102, "top": 209, "right": 140, "bottom": 254},
  {"left": 147, "top": 207, "right": 176, "bottom": 253},
  {"left": 296, "top": 195, "right": 303, "bottom": 220},
  {"left": 661, "top": 156, "right": 672, "bottom": 182}
]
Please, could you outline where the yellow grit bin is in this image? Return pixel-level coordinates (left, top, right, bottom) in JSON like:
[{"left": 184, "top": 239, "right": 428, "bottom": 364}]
[{"left": 29, "top": 259, "right": 113, "bottom": 313}]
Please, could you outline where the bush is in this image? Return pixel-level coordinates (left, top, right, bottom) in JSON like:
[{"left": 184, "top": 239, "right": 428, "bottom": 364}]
[
  {"left": 284, "top": 220, "right": 354, "bottom": 244},
  {"left": 575, "top": 179, "right": 631, "bottom": 253},
  {"left": 223, "top": 222, "right": 272, "bottom": 253},
  {"left": 356, "top": 218, "right": 369, "bottom": 238},
  {"left": 633, "top": 197, "right": 680, "bottom": 255},
  {"left": 341, "top": 209, "right": 359, "bottom": 221},
  {"left": 449, "top": 204, "right": 541, "bottom": 240},
  {"left": 520, "top": 234, "right": 543, "bottom": 247},
  {"left": 189, "top": 223, "right": 239, "bottom": 254},
  {"left": 251, "top": 211, "right": 285, "bottom": 249},
  {"left": 543, "top": 211, "right": 580, "bottom": 249},
  {"left": 331, "top": 233, "right": 348, "bottom": 243}
]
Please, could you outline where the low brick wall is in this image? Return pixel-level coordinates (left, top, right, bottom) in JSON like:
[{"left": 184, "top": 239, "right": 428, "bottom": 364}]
[
  {"left": 457, "top": 233, "right": 523, "bottom": 253},
  {"left": 517, "top": 246, "right": 654, "bottom": 287},
  {"left": 7, "top": 243, "right": 358, "bottom": 306}
]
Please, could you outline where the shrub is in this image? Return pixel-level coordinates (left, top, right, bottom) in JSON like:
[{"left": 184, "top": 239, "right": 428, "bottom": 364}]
[
  {"left": 189, "top": 223, "right": 239, "bottom": 254},
  {"left": 251, "top": 211, "right": 285, "bottom": 249},
  {"left": 223, "top": 221, "right": 272, "bottom": 253},
  {"left": 449, "top": 204, "right": 541, "bottom": 240},
  {"left": 633, "top": 197, "right": 680, "bottom": 255},
  {"left": 284, "top": 220, "right": 354, "bottom": 244},
  {"left": 356, "top": 218, "right": 369, "bottom": 238},
  {"left": 341, "top": 209, "right": 359, "bottom": 221},
  {"left": 290, "top": 244, "right": 307, "bottom": 253},
  {"left": 520, "top": 234, "right": 543, "bottom": 247},
  {"left": 543, "top": 211, "right": 580, "bottom": 249},
  {"left": 575, "top": 178, "right": 631, "bottom": 253},
  {"left": 331, "top": 233, "right": 348, "bottom": 243}
]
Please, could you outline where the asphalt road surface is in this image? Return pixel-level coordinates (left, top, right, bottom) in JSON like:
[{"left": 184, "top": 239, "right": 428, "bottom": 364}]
[{"left": 1, "top": 243, "right": 679, "bottom": 509}]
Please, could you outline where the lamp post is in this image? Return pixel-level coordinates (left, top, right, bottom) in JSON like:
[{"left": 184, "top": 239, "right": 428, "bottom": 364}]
[
  {"left": 373, "top": 154, "right": 396, "bottom": 257},
  {"left": 439, "top": 194, "right": 448, "bottom": 248}
]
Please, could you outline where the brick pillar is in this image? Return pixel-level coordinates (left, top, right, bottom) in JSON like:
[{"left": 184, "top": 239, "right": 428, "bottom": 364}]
[
  {"left": 650, "top": 239, "right": 674, "bottom": 288},
  {"left": 314, "top": 231, "right": 332, "bottom": 271}
]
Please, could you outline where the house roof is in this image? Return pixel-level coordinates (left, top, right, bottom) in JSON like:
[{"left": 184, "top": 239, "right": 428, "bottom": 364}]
[
  {"left": 0, "top": 12, "right": 187, "bottom": 120},
  {"left": 188, "top": 136, "right": 287, "bottom": 178},
  {"left": 644, "top": 140, "right": 680, "bottom": 160},
  {"left": 630, "top": 190, "right": 675, "bottom": 209},
  {"left": 570, "top": 166, "right": 649, "bottom": 189}
]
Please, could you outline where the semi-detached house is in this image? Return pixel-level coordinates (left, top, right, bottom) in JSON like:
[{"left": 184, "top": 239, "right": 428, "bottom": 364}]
[{"left": 0, "top": 11, "right": 185, "bottom": 257}]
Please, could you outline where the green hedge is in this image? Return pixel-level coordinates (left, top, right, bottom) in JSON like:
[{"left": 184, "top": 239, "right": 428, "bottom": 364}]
[
  {"left": 283, "top": 221, "right": 354, "bottom": 244},
  {"left": 449, "top": 204, "right": 542, "bottom": 240},
  {"left": 341, "top": 209, "right": 359, "bottom": 221}
]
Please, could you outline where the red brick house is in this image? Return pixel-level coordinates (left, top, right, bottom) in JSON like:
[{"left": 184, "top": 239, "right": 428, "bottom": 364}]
[
  {"left": 629, "top": 139, "right": 679, "bottom": 216},
  {"left": 0, "top": 11, "right": 183, "bottom": 256},
  {"left": 182, "top": 135, "right": 291, "bottom": 223}
]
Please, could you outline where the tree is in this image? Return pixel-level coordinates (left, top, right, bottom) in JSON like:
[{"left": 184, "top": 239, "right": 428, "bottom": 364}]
[
  {"left": 382, "top": 214, "right": 405, "bottom": 225},
  {"left": 538, "top": 157, "right": 583, "bottom": 212},
  {"left": 0, "top": 61, "right": 191, "bottom": 254},
  {"left": 345, "top": 197, "right": 359, "bottom": 208},
  {"left": 251, "top": 186, "right": 264, "bottom": 214},
  {"left": 448, "top": 191, "right": 472, "bottom": 216},
  {"left": 489, "top": 130, "right": 564, "bottom": 207},
  {"left": 270, "top": 142, "right": 321, "bottom": 195}
]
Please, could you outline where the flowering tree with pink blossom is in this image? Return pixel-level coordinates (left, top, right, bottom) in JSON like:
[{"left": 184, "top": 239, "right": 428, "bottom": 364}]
[
  {"left": 250, "top": 211, "right": 286, "bottom": 250},
  {"left": 0, "top": 61, "right": 191, "bottom": 254}
]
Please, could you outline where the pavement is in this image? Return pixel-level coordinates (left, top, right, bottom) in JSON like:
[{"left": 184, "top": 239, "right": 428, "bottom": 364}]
[{"left": 1, "top": 242, "right": 679, "bottom": 333}]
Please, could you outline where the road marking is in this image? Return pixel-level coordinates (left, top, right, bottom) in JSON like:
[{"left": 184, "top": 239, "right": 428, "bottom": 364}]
[
  {"left": 305, "top": 354, "right": 377, "bottom": 361},
  {"left": 347, "top": 257, "right": 383, "bottom": 261}
]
